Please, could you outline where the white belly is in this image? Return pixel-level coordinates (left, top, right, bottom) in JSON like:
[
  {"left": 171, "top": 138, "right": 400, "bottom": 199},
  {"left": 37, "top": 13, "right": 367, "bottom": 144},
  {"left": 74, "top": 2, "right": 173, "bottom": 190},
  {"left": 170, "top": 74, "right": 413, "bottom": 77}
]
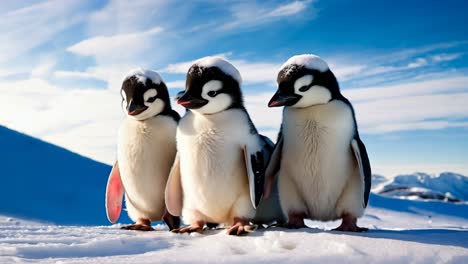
[
  {"left": 280, "top": 100, "right": 356, "bottom": 220},
  {"left": 117, "top": 116, "right": 177, "bottom": 219},
  {"left": 177, "top": 110, "right": 257, "bottom": 223}
]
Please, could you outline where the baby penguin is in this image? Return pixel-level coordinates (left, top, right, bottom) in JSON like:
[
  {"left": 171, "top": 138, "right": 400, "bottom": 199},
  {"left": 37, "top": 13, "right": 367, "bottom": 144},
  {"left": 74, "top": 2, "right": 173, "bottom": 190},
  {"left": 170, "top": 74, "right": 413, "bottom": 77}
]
[
  {"left": 106, "top": 68, "right": 180, "bottom": 231},
  {"left": 165, "top": 57, "right": 274, "bottom": 235},
  {"left": 265, "top": 55, "right": 371, "bottom": 232}
]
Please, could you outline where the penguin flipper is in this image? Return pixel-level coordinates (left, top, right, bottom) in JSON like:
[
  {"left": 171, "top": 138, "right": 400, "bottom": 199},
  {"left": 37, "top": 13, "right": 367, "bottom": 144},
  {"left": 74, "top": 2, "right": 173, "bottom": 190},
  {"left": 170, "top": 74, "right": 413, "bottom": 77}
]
[
  {"left": 264, "top": 134, "right": 283, "bottom": 198},
  {"left": 242, "top": 145, "right": 266, "bottom": 209},
  {"left": 351, "top": 137, "right": 372, "bottom": 207},
  {"left": 105, "top": 161, "right": 124, "bottom": 224},
  {"left": 165, "top": 154, "right": 183, "bottom": 216}
]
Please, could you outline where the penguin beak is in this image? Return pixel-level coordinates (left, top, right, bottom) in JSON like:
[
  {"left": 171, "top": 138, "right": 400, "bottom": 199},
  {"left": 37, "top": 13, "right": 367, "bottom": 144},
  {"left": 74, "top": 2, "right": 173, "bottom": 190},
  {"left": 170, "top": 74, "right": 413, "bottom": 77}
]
[
  {"left": 176, "top": 92, "right": 208, "bottom": 109},
  {"left": 268, "top": 90, "right": 301, "bottom": 107},
  {"left": 127, "top": 100, "right": 147, "bottom": 116}
]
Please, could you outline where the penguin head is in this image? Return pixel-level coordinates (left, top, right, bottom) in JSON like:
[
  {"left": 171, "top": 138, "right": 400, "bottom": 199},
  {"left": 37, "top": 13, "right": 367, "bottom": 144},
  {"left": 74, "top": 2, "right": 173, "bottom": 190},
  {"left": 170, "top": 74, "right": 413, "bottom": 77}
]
[
  {"left": 120, "top": 68, "right": 171, "bottom": 120},
  {"left": 176, "top": 56, "right": 243, "bottom": 115},
  {"left": 268, "top": 54, "right": 340, "bottom": 108}
]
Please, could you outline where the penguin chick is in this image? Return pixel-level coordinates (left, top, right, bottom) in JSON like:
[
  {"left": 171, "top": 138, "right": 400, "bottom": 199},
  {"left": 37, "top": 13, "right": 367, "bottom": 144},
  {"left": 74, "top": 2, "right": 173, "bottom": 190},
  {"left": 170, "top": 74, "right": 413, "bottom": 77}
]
[
  {"left": 106, "top": 68, "right": 180, "bottom": 231},
  {"left": 165, "top": 57, "right": 277, "bottom": 235},
  {"left": 265, "top": 55, "right": 371, "bottom": 232}
]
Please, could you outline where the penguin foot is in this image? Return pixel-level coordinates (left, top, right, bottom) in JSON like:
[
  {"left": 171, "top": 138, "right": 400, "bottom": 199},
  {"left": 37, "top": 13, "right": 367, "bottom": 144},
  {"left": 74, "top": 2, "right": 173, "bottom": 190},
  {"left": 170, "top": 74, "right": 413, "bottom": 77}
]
[
  {"left": 121, "top": 219, "right": 154, "bottom": 231},
  {"left": 285, "top": 213, "right": 307, "bottom": 229},
  {"left": 332, "top": 214, "right": 368, "bottom": 232},
  {"left": 206, "top": 222, "right": 219, "bottom": 229},
  {"left": 227, "top": 218, "right": 256, "bottom": 236},
  {"left": 172, "top": 221, "right": 205, "bottom": 234},
  {"left": 121, "top": 224, "right": 154, "bottom": 231},
  {"left": 162, "top": 209, "right": 181, "bottom": 231}
]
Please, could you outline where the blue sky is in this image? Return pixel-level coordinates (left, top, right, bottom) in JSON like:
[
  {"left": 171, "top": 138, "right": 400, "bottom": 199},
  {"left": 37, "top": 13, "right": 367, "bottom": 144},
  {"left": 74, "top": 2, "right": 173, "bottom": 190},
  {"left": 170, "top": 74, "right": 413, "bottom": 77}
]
[{"left": 0, "top": 0, "right": 467, "bottom": 176}]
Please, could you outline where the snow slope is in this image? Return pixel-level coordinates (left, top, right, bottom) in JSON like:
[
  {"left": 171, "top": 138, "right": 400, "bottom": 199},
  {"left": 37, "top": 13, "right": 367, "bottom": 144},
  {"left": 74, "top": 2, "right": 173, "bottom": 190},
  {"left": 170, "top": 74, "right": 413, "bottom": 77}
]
[
  {"left": 0, "top": 125, "right": 130, "bottom": 225},
  {"left": 0, "top": 125, "right": 467, "bottom": 263}
]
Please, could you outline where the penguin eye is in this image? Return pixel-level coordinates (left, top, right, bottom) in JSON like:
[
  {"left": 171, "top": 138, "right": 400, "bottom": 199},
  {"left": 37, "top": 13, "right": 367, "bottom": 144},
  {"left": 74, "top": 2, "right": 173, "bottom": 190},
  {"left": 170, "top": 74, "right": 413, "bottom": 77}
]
[
  {"left": 143, "top": 89, "right": 157, "bottom": 103},
  {"left": 294, "top": 75, "right": 313, "bottom": 93},
  {"left": 299, "top": 85, "right": 310, "bottom": 92},
  {"left": 207, "top": 91, "right": 218, "bottom": 97}
]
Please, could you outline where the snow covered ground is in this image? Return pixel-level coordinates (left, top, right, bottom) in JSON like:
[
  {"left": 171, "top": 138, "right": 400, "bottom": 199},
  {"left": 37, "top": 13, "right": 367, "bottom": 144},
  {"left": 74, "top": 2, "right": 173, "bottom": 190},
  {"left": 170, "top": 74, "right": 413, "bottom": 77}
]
[
  {"left": 1, "top": 194, "right": 467, "bottom": 264},
  {"left": 1, "top": 125, "right": 467, "bottom": 263}
]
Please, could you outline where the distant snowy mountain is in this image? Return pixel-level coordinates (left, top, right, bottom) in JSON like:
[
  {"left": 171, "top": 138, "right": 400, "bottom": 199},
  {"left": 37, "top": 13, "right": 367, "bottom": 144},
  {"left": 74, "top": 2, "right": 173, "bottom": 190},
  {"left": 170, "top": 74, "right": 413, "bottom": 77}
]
[
  {"left": 0, "top": 125, "right": 130, "bottom": 225},
  {"left": 374, "top": 173, "right": 468, "bottom": 203}
]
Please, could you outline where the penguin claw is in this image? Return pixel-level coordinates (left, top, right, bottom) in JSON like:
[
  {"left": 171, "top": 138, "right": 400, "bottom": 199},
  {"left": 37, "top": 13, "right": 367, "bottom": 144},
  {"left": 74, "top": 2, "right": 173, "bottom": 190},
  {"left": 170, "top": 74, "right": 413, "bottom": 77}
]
[
  {"left": 227, "top": 223, "right": 257, "bottom": 236},
  {"left": 332, "top": 225, "right": 368, "bottom": 232},
  {"left": 332, "top": 214, "right": 368, "bottom": 232},
  {"left": 172, "top": 225, "right": 204, "bottom": 234},
  {"left": 121, "top": 224, "right": 154, "bottom": 231}
]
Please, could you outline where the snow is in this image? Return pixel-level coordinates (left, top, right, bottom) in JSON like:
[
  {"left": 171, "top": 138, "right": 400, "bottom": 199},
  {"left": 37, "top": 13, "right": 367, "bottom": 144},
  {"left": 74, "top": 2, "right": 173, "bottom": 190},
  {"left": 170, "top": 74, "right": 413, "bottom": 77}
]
[
  {"left": 192, "top": 56, "right": 243, "bottom": 84},
  {"left": 0, "top": 125, "right": 467, "bottom": 263},
  {"left": 123, "top": 68, "right": 162, "bottom": 85},
  {"left": 1, "top": 195, "right": 467, "bottom": 263},
  {"left": 280, "top": 54, "right": 329, "bottom": 72},
  {"left": 374, "top": 172, "right": 468, "bottom": 203}
]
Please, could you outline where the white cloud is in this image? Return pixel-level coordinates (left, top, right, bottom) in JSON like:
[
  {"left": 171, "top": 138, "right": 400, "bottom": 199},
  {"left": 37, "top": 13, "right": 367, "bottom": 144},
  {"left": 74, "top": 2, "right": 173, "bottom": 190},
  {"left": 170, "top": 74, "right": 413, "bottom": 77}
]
[
  {"left": 266, "top": 1, "right": 309, "bottom": 18},
  {"left": 344, "top": 76, "right": 468, "bottom": 102},
  {"left": 57, "top": 64, "right": 145, "bottom": 91},
  {"left": 353, "top": 92, "right": 468, "bottom": 133},
  {"left": 0, "top": 78, "right": 122, "bottom": 163},
  {"left": 67, "top": 27, "right": 164, "bottom": 62},
  {"left": 328, "top": 63, "right": 366, "bottom": 80},
  {"left": 54, "top": 70, "right": 99, "bottom": 80},
  {"left": 31, "top": 59, "right": 56, "bottom": 78},
  {"left": 431, "top": 53, "right": 464, "bottom": 62},
  {"left": 0, "top": 0, "right": 88, "bottom": 63},
  {"left": 86, "top": 0, "right": 171, "bottom": 36},
  {"left": 166, "top": 80, "right": 186, "bottom": 89},
  {"left": 220, "top": 0, "right": 316, "bottom": 30},
  {"left": 407, "top": 58, "right": 428, "bottom": 68}
]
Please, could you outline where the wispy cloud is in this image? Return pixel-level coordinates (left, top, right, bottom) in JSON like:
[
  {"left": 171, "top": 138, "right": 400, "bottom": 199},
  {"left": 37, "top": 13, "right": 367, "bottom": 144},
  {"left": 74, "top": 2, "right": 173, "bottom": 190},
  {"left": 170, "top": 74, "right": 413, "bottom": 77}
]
[
  {"left": 68, "top": 27, "right": 164, "bottom": 62},
  {"left": 345, "top": 76, "right": 468, "bottom": 102},
  {"left": 431, "top": 53, "right": 464, "bottom": 62},
  {"left": 266, "top": 1, "right": 310, "bottom": 18},
  {"left": 0, "top": 0, "right": 89, "bottom": 63},
  {"left": 31, "top": 59, "right": 56, "bottom": 78},
  {"left": 220, "top": 0, "right": 315, "bottom": 30}
]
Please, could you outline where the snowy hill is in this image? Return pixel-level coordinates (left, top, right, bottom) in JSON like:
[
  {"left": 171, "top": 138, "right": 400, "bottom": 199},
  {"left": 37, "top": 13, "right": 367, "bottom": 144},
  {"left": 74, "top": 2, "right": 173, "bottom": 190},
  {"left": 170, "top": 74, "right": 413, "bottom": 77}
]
[
  {"left": 0, "top": 125, "right": 467, "bottom": 263},
  {"left": 374, "top": 173, "right": 468, "bottom": 203},
  {"left": 0, "top": 125, "right": 130, "bottom": 225}
]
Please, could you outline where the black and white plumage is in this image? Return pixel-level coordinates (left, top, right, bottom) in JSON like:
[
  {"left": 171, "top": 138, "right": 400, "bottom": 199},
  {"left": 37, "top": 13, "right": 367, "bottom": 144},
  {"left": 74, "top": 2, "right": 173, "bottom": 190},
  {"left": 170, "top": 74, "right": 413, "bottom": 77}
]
[
  {"left": 165, "top": 57, "right": 282, "bottom": 235},
  {"left": 105, "top": 68, "right": 180, "bottom": 231},
  {"left": 265, "top": 54, "right": 371, "bottom": 232}
]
